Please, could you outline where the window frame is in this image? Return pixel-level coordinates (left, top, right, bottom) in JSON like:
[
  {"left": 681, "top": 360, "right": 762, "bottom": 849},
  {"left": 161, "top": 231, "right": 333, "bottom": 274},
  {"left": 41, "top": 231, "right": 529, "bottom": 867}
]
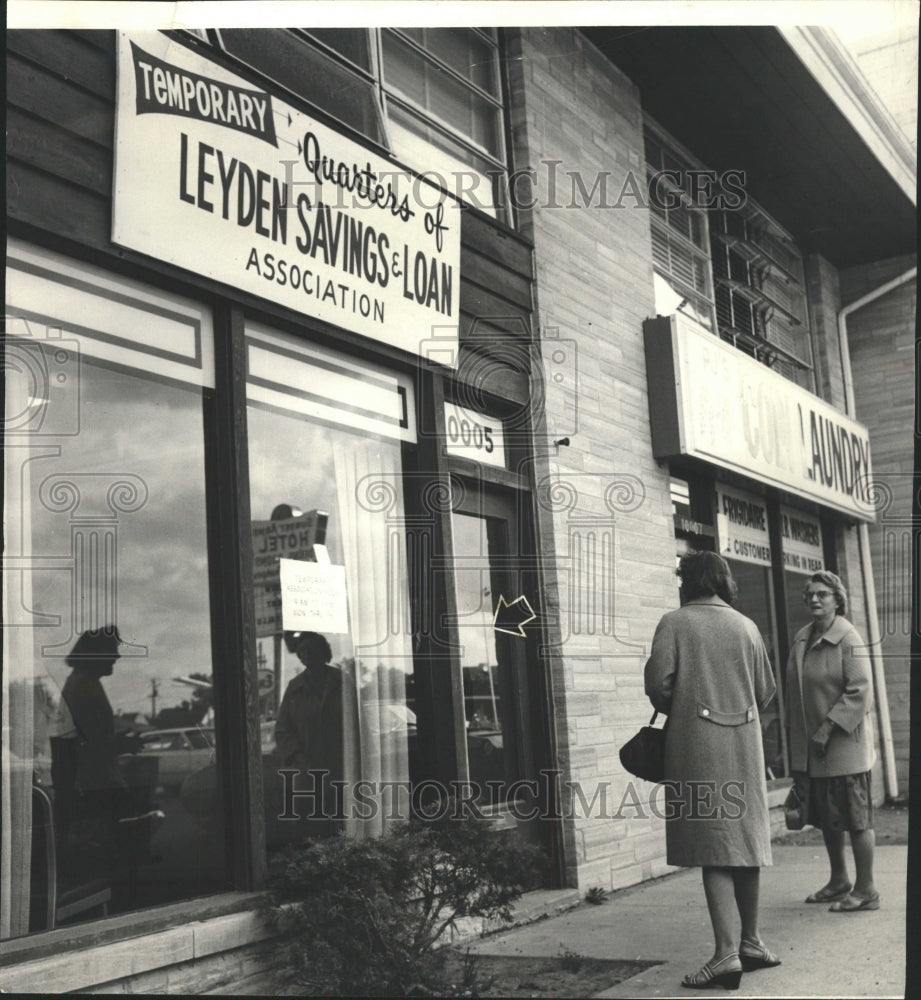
[
  {"left": 177, "top": 26, "right": 513, "bottom": 220},
  {"left": 377, "top": 27, "right": 511, "bottom": 219},
  {"left": 644, "top": 117, "right": 719, "bottom": 333}
]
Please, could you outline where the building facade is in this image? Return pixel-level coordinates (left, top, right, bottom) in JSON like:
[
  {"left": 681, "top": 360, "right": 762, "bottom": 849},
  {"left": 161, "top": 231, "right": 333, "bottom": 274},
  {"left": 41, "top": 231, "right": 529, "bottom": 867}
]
[{"left": 2, "top": 24, "right": 914, "bottom": 992}]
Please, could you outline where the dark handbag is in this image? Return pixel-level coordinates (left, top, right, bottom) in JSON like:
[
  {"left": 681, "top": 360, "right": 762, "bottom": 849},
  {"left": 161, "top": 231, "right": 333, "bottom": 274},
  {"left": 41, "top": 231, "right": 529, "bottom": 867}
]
[
  {"left": 619, "top": 711, "right": 666, "bottom": 782},
  {"left": 783, "top": 776, "right": 809, "bottom": 831}
]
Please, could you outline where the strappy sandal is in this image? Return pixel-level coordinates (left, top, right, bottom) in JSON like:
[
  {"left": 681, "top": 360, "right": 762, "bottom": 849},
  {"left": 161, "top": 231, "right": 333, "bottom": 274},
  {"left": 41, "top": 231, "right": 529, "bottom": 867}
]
[
  {"left": 829, "top": 891, "right": 880, "bottom": 912},
  {"left": 739, "top": 938, "right": 782, "bottom": 971},
  {"left": 681, "top": 954, "right": 743, "bottom": 990},
  {"left": 805, "top": 882, "right": 852, "bottom": 903}
]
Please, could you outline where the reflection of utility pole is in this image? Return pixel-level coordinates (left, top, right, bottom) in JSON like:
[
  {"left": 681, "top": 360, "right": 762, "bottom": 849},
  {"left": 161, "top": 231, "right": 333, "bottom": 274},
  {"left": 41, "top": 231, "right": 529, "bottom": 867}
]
[
  {"left": 485, "top": 662, "right": 498, "bottom": 729},
  {"left": 149, "top": 678, "right": 159, "bottom": 721}
]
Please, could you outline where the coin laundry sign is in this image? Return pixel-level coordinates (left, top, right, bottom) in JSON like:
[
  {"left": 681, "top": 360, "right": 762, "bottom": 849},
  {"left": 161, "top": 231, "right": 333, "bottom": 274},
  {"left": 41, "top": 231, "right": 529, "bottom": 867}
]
[
  {"left": 644, "top": 315, "right": 876, "bottom": 521},
  {"left": 113, "top": 32, "right": 460, "bottom": 363}
]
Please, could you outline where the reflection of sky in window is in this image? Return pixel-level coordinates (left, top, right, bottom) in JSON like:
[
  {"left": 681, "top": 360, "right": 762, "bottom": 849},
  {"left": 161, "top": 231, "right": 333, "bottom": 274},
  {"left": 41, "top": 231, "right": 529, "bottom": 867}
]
[
  {"left": 247, "top": 404, "right": 356, "bottom": 679},
  {"left": 30, "top": 359, "right": 212, "bottom": 716},
  {"left": 246, "top": 407, "right": 340, "bottom": 559}
]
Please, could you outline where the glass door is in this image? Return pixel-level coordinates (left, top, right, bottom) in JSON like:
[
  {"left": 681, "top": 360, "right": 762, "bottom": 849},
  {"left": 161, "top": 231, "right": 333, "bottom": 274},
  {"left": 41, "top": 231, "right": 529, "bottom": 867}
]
[{"left": 450, "top": 485, "right": 538, "bottom": 814}]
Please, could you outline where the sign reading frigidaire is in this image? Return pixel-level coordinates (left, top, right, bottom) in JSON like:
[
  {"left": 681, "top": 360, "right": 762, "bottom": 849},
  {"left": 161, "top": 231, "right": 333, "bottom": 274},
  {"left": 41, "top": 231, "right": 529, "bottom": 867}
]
[
  {"left": 113, "top": 32, "right": 460, "bottom": 363},
  {"left": 644, "top": 314, "right": 876, "bottom": 521}
]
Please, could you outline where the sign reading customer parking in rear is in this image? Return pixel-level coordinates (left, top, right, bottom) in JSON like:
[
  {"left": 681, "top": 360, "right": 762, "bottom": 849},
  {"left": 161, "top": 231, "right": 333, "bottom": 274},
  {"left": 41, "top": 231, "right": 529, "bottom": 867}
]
[{"left": 112, "top": 32, "right": 460, "bottom": 364}]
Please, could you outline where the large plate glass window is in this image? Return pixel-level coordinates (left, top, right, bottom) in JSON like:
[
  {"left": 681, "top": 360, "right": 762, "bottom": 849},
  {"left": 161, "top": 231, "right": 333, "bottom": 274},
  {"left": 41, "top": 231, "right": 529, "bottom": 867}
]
[
  {"left": 780, "top": 504, "right": 826, "bottom": 658},
  {"left": 243, "top": 323, "right": 417, "bottom": 858},
  {"left": 3, "top": 241, "right": 227, "bottom": 940}
]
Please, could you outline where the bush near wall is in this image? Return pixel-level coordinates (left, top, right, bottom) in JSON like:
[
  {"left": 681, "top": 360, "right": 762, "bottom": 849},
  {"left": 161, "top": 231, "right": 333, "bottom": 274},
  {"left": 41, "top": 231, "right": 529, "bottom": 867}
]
[{"left": 265, "top": 816, "right": 545, "bottom": 997}]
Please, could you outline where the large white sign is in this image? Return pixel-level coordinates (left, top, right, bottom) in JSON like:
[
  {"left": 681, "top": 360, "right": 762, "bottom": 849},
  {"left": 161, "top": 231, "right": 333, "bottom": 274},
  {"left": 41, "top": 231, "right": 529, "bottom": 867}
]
[
  {"left": 113, "top": 33, "right": 460, "bottom": 363},
  {"left": 716, "top": 483, "right": 772, "bottom": 567},
  {"left": 780, "top": 504, "right": 825, "bottom": 575},
  {"left": 646, "top": 315, "right": 875, "bottom": 521}
]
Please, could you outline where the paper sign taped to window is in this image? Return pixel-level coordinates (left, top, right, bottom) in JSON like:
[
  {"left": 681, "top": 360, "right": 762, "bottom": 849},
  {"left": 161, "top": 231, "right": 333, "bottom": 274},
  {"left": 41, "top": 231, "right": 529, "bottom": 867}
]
[{"left": 280, "top": 558, "right": 349, "bottom": 635}]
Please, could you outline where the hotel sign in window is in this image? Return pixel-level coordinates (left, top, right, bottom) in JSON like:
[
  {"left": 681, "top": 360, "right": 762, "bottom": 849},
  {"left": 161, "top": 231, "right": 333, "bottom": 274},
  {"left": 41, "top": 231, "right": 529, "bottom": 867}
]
[{"left": 3, "top": 240, "right": 228, "bottom": 939}]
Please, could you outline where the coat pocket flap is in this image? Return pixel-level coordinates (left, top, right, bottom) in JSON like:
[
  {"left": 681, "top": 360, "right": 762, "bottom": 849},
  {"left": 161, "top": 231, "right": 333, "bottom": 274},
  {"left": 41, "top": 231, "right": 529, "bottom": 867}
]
[{"left": 697, "top": 701, "right": 755, "bottom": 726}]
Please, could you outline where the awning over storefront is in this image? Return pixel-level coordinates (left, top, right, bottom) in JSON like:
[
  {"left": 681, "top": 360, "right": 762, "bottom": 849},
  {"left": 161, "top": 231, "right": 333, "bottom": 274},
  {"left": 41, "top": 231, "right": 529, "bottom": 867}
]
[
  {"left": 584, "top": 26, "right": 916, "bottom": 268},
  {"left": 644, "top": 314, "right": 877, "bottom": 522}
]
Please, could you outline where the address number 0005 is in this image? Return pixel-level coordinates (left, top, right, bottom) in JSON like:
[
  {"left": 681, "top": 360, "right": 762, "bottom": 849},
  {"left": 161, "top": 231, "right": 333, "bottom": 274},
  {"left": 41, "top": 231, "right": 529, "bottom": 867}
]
[{"left": 446, "top": 413, "right": 494, "bottom": 453}]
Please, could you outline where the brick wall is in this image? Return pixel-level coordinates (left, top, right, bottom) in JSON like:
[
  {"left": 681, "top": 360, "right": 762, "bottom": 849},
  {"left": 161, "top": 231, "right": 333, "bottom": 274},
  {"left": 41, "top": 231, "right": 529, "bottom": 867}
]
[
  {"left": 839, "top": 255, "right": 916, "bottom": 792},
  {"left": 507, "top": 27, "right": 678, "bottom": 890},
  {"left": 805, "top": 251, "right": 899, "bottom": 803},
  {"left": 804, "top": 253, "right": 845, "bottom": 405}
]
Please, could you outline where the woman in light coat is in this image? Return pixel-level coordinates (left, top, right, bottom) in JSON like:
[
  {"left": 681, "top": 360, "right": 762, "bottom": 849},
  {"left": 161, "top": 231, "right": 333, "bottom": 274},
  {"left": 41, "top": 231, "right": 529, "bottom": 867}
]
[
  {"left": 785, "top": 571, "right": 878, "bottom": 911},
  {"left": 645, "top": 552, "right": 779, "bottom": 990}
]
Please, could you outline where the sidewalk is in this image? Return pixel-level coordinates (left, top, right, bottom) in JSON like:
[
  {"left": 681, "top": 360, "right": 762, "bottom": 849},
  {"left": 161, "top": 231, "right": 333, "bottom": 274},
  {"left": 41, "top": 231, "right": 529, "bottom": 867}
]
[{"left": 466, "top": 844, "right": 907, "bottom": 998}]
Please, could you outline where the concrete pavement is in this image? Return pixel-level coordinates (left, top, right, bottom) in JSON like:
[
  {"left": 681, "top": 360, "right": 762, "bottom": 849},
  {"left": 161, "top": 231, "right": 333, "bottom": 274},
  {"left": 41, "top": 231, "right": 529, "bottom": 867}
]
[{"left": 466, "top": 844, "right": 907, "bottom": 998}]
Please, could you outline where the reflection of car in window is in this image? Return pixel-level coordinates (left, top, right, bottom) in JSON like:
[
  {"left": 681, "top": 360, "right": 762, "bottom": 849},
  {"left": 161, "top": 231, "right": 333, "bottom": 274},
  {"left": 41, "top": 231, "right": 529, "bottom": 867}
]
[
  {"left": 127, "top": 727, "right": 215, "bottom": 794},
  {"left": 362, "top": 701, "right": 417, "bottom": 737}
]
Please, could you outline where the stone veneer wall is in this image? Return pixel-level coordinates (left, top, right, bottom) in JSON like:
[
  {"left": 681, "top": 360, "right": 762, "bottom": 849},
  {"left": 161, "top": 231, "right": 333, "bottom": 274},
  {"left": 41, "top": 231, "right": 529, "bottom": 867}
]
[
  {"left": 506, "top": 27, "right": 679, "bottom": 890},
  {"left": 840, "top": 254, "right": 916, "bottom": 793},
  {"left": 799, "top": 252, "right": 888, "bottom": 802}
]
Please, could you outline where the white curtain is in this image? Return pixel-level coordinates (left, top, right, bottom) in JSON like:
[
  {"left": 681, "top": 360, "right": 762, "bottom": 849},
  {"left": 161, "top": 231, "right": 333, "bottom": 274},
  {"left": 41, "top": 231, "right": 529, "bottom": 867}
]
[
  {"left": 334, "top": 437, "right": 412, "bottom": 836},
  {"left": 2, "top": 376, "right": 35, "bottom": 938}
]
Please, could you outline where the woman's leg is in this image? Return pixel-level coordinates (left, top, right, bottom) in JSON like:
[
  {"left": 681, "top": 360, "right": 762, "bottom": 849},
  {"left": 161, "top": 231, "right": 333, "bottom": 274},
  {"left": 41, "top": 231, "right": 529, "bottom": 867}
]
[
  {"left": 701, "top": 867, "right": 740, "bottom": 962},
  {"left": 822, "top": 827, "right": 851, "bottom": 889},
  {"left": 849, "top": 829, "right": 877, "bottom": 898},
  {"left": 731, "top": 867, "right": 760, "bottom": 944}
]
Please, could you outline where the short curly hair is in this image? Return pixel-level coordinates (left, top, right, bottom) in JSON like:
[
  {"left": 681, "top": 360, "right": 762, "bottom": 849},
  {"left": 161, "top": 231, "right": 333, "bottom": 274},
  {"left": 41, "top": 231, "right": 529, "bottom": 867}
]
[
  {"left": 284, "top": 631, "right": 332, "bottom": 664},
  {"left": 803, "top": 571, "right": 848, "bottom": 617}
]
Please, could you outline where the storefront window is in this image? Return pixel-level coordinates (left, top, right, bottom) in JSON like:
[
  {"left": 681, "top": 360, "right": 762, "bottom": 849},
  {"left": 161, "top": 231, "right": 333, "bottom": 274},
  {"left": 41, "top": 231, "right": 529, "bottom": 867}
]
[
  {"left": 242, "top": 323, "right": 417, "bottom": 854},
  {"left": 715, "top": 482, "right": 785, "bottom": 777},
  {"left": 727, "top": 561, "right": 785, "bottom": 778},
  {"left": 3, "top": 243, "right": 226, "bottom": 939},
  {"left": 780, "top": 504, "right": 827, "bottom": 667}
]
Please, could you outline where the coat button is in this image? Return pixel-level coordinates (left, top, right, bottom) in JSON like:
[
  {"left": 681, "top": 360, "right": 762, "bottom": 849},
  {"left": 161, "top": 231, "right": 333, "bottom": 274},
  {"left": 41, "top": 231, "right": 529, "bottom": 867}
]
[
  {"left": 747, "top": 710, "right": 753, "bottom": 720},
  {"left": 702, "top": 708, "right": 710, "bottom": 717}
]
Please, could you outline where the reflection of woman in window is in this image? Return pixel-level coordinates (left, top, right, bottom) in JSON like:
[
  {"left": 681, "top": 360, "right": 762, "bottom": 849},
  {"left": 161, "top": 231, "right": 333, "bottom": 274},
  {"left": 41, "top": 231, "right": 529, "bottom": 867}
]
[
  {"left": 54, "top": 627, "right": 128, "bottom": 875},
  {"left": 274, "top": 632, "right": 360, "bottom": 837}
]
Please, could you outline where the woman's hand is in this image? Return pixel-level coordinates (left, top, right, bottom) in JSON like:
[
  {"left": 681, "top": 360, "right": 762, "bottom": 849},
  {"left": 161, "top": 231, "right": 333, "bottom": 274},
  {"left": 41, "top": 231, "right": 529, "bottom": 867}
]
[{"left": 810, "top": 718, "right": 836, "bottom": 759}]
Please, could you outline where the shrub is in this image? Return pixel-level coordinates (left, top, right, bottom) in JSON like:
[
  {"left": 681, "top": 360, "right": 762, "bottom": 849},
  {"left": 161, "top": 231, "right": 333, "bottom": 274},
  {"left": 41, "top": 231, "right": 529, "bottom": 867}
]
[
  {"left": 265, "top": 816, "right": 544, "bottom": 997},
  {"left": 557, "top": 945, "right": 585, "bottom": 972}
]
